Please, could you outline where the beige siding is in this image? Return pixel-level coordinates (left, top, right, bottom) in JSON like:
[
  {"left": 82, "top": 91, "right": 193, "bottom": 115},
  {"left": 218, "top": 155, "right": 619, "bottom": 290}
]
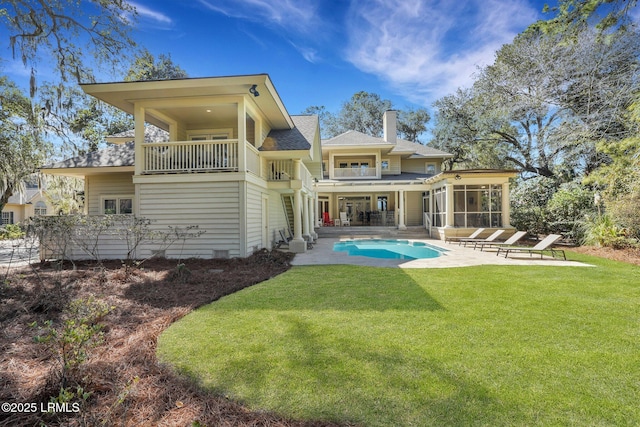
[
  {"left": 401, "top": 159, "right": 427, "bottom": 174},
  {"left": 86, "top": 173, "right": 135, "bottom": 215},
  {"left": 401, "top": 159, "right": 441, "bottom": 174},
  {"left": 382, "top": 156, "right": 401, "bottom": 175},
  {"left": 405, "top": 191, "right": 424, "bottom": 226},
  {"left": 138, "top": 181, "right": 241, "bottom": 258},
  {"left": 246, "top": 182, "right": 265, "bottom": 253}
]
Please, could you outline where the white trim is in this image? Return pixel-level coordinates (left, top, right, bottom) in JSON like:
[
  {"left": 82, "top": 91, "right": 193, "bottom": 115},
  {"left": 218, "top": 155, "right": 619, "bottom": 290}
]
[
  {"left": 187, "top": 128, "right": 233, "bottom": 140},
  {"left": 100, "top": 194, "right": 135, "bottom": 215}
]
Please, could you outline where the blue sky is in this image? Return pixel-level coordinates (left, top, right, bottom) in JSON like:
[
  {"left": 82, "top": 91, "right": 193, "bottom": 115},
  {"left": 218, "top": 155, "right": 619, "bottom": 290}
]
[{"left": 2, "top": 0, "right": 550, "bottom": 117}]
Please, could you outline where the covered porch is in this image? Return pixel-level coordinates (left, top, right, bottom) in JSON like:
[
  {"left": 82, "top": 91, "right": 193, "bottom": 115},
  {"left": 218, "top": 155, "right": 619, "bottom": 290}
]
[{"left": 315, "top": 169, "right": 518, "bottom": 240}]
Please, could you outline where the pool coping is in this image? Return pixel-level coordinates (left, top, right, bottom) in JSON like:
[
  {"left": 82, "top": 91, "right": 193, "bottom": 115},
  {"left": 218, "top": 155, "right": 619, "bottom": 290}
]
[{"left": 291, "top": 237, "right": 592, "bottom": 269}]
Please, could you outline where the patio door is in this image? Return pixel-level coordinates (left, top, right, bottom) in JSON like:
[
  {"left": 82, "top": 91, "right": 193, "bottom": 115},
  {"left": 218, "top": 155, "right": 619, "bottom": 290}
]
[{"left": 338, "top": 196, "right": 371, "bottom": 225}]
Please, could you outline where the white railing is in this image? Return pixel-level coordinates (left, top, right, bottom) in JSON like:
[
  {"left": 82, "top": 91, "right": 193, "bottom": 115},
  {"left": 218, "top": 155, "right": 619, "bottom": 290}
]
[
  {"left": 266, "top": 160, "right": 294, "bottom": 181},
  {"left": 300, "top": 163, "right": 313, "bottom": 189},
  {"left": 142, "top": 140, "right": 239, "bottom": 174},
  {"left": 265, "top": 160, "right": 314, "bottom": 190},
  {"left": 246, "top": 143, "right": 261, "bottom": 176},
  {"left": 333, "top": 168, "right": 377, "bottom": 178}
]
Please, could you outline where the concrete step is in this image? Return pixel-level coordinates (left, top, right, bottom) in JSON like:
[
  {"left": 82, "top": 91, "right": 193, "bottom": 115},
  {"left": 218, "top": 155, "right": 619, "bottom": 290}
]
[{"left": 316, "top": 226, "right": 431, "bottom": 239}]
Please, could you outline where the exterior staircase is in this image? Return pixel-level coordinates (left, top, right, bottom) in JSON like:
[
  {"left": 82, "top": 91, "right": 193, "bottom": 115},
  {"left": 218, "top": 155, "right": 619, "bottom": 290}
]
[{"left": 281, "top": 195, "right": 294, "bottom": 233}]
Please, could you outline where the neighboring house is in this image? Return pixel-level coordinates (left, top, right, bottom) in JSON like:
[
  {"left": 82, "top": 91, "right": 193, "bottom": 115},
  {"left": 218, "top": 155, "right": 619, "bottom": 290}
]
[
  {"left": 317, "top": 111, "right": 517, "bottom": 239},
  {"left": 41, "top": 74, "right": 321, "bottom": 259},
  {"left": 1, "top": 187, "right": 51, "bottom": 226},
  {"left": 40, "top": 74, "right": 516, "bottom": 261}
]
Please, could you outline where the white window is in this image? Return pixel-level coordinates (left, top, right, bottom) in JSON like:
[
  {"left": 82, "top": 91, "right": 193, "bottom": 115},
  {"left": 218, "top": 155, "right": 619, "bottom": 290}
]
[
  {"left": 426, "top": 164, "right": 436, "bottom": 175},
  {"left": 34, "top": 201, "right": 47, "bottom": 216},
  {"left": 381, "top": 159, "right": 390, "bottom": 171},
  {"left": 102, "top": 196, "right": 134, "bottom": 215},
  {"left": 187, "top": 129, "right": 233, "bottom": 140},
  {"left": 1, "top": 211, "right": 14, "bottom": 225}
]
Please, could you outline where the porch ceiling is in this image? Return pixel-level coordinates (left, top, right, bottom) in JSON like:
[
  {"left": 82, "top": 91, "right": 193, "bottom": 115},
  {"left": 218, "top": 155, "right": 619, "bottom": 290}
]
[{"left": 80, "top": 74, "right": 293, "bottom": 130}]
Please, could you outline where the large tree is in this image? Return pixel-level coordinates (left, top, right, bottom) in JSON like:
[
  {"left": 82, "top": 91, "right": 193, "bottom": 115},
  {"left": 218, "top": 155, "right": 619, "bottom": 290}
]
[
  {"left": 304, "top": 91, "right": 430, "bottom": 142},
  {"left": 431, "top": 27, "right": 640, "bottom": 178},
  {"left": 1, "top": 0, "right": 136, "bottom": 94},
  {"left": 0, "top": 76, "right": 49, "bottom": 213}
]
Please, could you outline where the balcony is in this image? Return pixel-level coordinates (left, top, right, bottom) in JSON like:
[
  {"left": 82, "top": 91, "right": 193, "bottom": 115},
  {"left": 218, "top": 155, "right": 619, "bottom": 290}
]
[
  {"left": 142, "top": 140, "right": 239, "bottom": 174},
  {"left": 265, "top": 160, "right": 313, "bottom": 189},
  {"left": 333, "top": 167, "right": 377, "bottom": 179}
]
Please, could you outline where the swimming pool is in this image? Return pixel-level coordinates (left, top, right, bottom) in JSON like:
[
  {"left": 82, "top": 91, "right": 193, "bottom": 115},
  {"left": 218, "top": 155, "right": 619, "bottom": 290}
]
[{"left": 333, "top": 239, "right": 446, "bottom": 260}]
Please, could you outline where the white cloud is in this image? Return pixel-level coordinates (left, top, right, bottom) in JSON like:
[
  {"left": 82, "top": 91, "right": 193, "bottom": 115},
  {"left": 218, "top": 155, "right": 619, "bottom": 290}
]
[
  {"left": 197, "top": 0, "right": 320, "bottom": 62},
  {"left": 344, "top": 0, "right": 540, "bottom": 105},
  {"left": 197, "top": 0, "right": 317, "bottom": 34},
  {"left": 130, "top": 2, "right": 173, "bottom": 25}
]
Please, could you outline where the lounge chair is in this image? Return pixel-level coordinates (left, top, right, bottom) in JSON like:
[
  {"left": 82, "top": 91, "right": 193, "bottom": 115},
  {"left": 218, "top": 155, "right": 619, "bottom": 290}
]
[
  {"left": 497, "top": 234, "right": 566, "bottom": 260},
  {"left": 339, "top": 212, "right": 350, "bottom": 226},
  {"left": 475, "top": 230, "right": 527, "bottom": 251},
  {"left": 445, "top": 228, "right": 485, "bottom": 243},
  {"left": 458, "top": 229, "right": 505, "bottom": 247},
  {"left": 275, "top": 229, "right": 292, "bottom": 249}
]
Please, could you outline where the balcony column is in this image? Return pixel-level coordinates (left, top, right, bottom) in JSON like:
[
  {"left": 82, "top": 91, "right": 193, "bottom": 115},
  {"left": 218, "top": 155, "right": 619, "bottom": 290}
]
[
  {"left": 133, "top": 104, "right": 145, "bottom": 176},
  {"left": 289, "top": 159, "right": 307, "bottom": 253},
  {"left": 398, "top": 189, "right": 407, "bottom": 230},
  {"left": 445, "top": 183, "right": 455, "bottom": 227},
  {"left": 312, "top": 194, "right": 319, "bottom": 239},
  {"left": 236, "top": 99, "right": 246, "bottom": 172},
  {"left": 302, "top": 192, "right": 311, "bottom": 242},
  {"left": 502, "top": 182, "right": 511, "bottom": 227}
]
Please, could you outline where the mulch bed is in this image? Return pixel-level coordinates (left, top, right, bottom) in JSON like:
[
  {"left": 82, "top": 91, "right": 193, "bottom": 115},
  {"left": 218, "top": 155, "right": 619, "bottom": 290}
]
[{"left": 0, "top": 250, "right": 344, "bottom": 427}]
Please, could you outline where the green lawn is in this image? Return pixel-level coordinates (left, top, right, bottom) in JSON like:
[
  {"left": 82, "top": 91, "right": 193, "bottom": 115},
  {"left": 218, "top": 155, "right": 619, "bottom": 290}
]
[{"left": 157, "top": 252, "right": 640, "bottom": 426}]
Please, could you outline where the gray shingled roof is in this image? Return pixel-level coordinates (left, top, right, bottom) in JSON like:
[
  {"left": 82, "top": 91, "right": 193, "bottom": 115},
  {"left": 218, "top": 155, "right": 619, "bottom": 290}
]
[
  {"left": 108, "top": 125, "right": 169, "bottom": 143},
  {"left": 321, "top": 130, "right": 452, "bottom": 158},
  {"left": 260, "top": 115, "right": 317, "bottom": 151},
  {"left": 321, "top": 130, "right": 388, "bottom": 146},
  {"left": 391, "top": 138, "right": 452, "bottom": 158},
  {"left": 43, "top": 142, "right": 135, "bottom": 169},
  {"left": 7, "top": 188, "right": 40, "bottom": 205}
]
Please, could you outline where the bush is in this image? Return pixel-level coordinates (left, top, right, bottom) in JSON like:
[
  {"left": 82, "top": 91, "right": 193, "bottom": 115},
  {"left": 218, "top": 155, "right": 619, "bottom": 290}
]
[
  {"left": 547, "top": 181, "right": 595, "bottom": 243},
  {"left": 510, "top": 177, "right": 559, "bottom": 235},
  {"left": 0, "top": 223, "right": 25, "bottom": 239}
]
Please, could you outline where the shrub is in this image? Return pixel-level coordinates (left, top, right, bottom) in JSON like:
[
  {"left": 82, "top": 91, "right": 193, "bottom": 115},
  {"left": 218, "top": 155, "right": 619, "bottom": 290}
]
[
  {"left": 0, "top": 223, "right": 25, "bottom": 239},
  {"left": 510, "top": 177, "right": 559, "bottom": 235},
  {"left": 34, "top": 297, "right": 112, "bottom": 388},
  {"left": 547, "top": 181, "right": 595, "bottom": 243}
]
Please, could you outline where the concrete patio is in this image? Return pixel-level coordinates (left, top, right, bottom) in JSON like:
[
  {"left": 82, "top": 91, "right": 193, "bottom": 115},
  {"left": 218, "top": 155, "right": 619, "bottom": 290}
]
[{"left": 292, "top": 236, "right": 592, "bottom": 268}]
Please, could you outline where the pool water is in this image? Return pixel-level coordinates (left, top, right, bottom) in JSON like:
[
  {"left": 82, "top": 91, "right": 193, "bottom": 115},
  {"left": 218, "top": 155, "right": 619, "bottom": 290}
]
[{"left": 333, "top": 239, "right": 446, "bottom": 260}]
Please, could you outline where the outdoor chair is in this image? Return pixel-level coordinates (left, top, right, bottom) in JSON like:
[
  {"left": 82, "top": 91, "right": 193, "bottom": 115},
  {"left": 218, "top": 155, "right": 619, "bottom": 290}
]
[
  {"left": 445, "top": 228, "right": 485, "bottom": 243},
  {"left": 275, "top": 229, "right": 292, "bottom": 249},
  {"left": 496, "top": 234, "right": 566, "bottom": 260},
  {"left": 475, "top": 230, "right": 527, "bottom": 251},
  {"left": 458, "top": 229, "right": 505, "bottom": 247},
  {"left": 339, "top": 212, "right": 350, "bottom": 226}
]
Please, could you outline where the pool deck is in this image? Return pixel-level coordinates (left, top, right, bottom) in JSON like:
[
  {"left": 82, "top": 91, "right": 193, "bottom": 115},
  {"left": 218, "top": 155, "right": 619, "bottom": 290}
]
[{"left": 291, "top": 237, "right": 591, "bottom": 268}]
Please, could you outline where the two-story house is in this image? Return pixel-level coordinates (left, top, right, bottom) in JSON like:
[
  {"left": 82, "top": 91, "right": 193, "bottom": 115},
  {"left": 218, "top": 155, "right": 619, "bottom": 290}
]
[
  {"left": 316, "top": 111, "right": 517, "bottom": 240},
  {"left": 41, "top": 74, "right": 321, "bottom": 258},
  {"left": 41, "top": 74, "right": 517, "bottom": 261}
]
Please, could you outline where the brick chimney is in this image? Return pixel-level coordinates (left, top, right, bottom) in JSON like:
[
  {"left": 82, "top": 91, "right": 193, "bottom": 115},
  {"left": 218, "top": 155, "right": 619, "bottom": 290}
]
[{"left": 383, "top": 110, "right": 397, "bottom": 144}]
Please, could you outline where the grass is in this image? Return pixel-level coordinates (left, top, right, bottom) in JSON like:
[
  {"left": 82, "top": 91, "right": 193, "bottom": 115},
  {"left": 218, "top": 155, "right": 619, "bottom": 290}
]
[{"left": 157, "top": 252, "right": 640, "bottom": 426}]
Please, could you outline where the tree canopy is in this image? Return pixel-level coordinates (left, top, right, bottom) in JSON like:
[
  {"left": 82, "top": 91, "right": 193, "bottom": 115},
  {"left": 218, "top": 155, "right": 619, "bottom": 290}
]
[
  {"left": 304, "top": 91, "right": 430, "bottom": 142},
  {"left": 0, "top": 76, "right": 49, "bottom": 212},
  {"left": 430, "top": 26, "right": 640, "bottom": 178},
  {"left": 0, "top": 0, "right": 136, "bottom": 94}
]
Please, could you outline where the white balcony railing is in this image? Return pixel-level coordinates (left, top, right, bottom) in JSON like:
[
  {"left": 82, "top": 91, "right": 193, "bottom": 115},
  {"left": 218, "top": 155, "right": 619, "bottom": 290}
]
[
  {"left": 266, "top": 160, "right": 294, "bottom": 181},
  {"left": 266, "top": 159, "right": 314, "bottom": 190},
  {"left": 333, "top": 167, "right": 377, "bottom": 178},
  {"left": 142, "top": 140, "right": 239, "bottom": 174}
]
